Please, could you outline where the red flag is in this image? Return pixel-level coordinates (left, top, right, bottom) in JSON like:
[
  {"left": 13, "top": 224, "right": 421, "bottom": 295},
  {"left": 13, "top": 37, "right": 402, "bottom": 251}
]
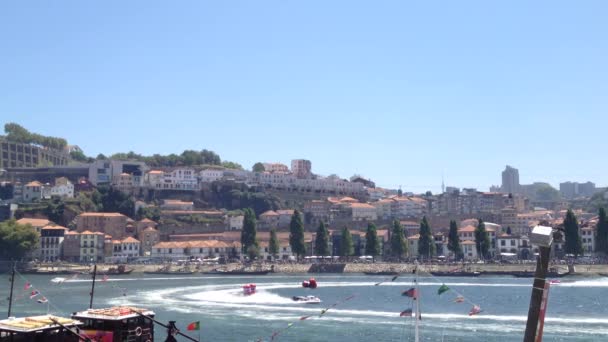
[
  {"left": 24, "top": 282, "right": 31, "bottom": 290},
  {"left": 29, "top": 290, "right": 40, "bottom": 299},
  {"left": 187, "top": 321, "right": 200, "bottom": 331},
  {"left": 102, "top": 275, "right": 109, "bottom": 282},
  {"left": 402, "top": 288, "right": 417, "bottom": 298},
  {"left": 400, "top": 309, "right": 413, "bottom": 317}
]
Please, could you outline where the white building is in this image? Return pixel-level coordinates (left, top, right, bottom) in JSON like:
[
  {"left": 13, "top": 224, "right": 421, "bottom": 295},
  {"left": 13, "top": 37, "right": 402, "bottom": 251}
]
[
  {"left": 111, "top": 237, "right": 140, "bottom": 261},
  {"left": 22, "top": 181, "right": 51, "bottom": 202},
  {"left": 350, "top": 203, "right": 377, "bottom": 221},
  {"left": 39, "top": 225, "right": 67, "bottom": 261},
  {"left": 151, "top": 240, "right": 239, "bottom": 259},
  {"left": 144, "top": 168, "right": 198, "bottom": 190},
  {"left": 200, "top": 169, "right": 224, "bottom": 183},
  {"left": 262, "top": 163, "right": 290, "bottom": 173},
  {"left": 50, "top": 177, "right": 74, "bottom": 199},
  {"left": 581, "top": 227, "right": 595, "bottom": 254},
  {"left": 225, "top": 215, "right": 244, "bottom": 231}
]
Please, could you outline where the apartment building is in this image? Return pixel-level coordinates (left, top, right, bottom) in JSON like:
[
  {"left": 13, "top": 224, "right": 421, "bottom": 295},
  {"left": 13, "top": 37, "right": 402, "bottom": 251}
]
[
  {"left": 0, "top": 138, "right": 68, "bottom": 169},
  {"left": 76, "top": 212, "right": 129, "bottom": 239},
  {"left": 39, "top": 225, "right": 67, "bottom": 261}
]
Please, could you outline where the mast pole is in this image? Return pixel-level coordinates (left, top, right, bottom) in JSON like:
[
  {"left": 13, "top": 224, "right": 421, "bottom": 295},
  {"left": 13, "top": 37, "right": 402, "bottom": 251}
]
[
  {"left": 89, "top": 264, "right": 97, "bottom": 309},
  {"left": 414, "top": 262, "right": 420, "bottom": 342},
  {"left": 7, "top": 261, "right": 16, "bottom": 318}
]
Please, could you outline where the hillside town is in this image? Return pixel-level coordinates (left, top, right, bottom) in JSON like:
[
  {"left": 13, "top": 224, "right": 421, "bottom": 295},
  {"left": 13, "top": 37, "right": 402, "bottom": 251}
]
[{"left": 1, "top": 128, "right": 608, "bottom": 265}]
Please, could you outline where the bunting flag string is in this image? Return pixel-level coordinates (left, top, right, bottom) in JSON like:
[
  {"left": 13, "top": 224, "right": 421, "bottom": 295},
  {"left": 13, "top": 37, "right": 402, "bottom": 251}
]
[
  {"left": 257, "top": 294, "right": 357, "bottom": 342},
  {"left": 415, "top": 267, "right": 482, "bottom": 316}
]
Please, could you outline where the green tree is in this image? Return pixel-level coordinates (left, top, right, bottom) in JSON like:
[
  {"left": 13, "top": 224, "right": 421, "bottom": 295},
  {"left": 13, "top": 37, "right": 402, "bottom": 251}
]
[
  {"left": 222, "top": 161, "right": 243, "bottom": 170},
  {"left": 69, "top": 150, "right": 88, "bottom": 162},
  {"left": 447, "top": 220, "right": 463, "bottom": 260},
  {"left": 269, "top": 228, "right": 280, "bottom": 258},
  {"left": 96, "top": 153, "right": 107, "bottom": 160},
  {"left": 364, "top": 223, "right": 380, "bottom": 257},
  {"left": 252, "top": 162, "right": 265, "bottom": 172},
  {"left": 44, "top": 198, "right": 65, "bottom": 226},
  {"left": 418, "top": 216, "right": 435, "bottom": 259},
  {"left": 314, "top": 222, "right": 330, "bottom": 256},
  {"left": 240, "top": 208, "right": 258, "bottom": 257},
  {"left": 289, "top": 210, "right": 306, "bottom": 258},
  {"left": 339, "top": 227, "right": 354, "bottom": 257},
  {"left": 474, "top": 219, "right": 491, "bottom": 259},
  {"left": 0, "top": 219, "right": 39, "bottom": 259},
  {"left": 246, "top": 245, "right": 260, "bottom": 260},
  {"left": 390, "top": 220, "right": 407, "bottom": 259},
  {"left": 564, "top": 209, "right": 583, "bottom": 256},
  {"left": 596, "top": 208, "right": 608, "bottom": 255}
]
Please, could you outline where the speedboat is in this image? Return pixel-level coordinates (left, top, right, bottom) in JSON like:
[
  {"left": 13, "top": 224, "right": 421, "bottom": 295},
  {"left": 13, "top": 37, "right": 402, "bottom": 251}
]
[
  {"left": 292, "top": 295, "right": 321, "bottom": 304},
  {"left": 51, "top": 277, "right": 67, "bottom": 284}
]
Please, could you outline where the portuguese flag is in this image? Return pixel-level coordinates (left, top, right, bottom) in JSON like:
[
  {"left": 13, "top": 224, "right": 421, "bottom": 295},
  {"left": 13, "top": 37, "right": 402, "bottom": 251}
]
[{"left": 187, "top": 321, "right": 200, "bottom": 331}]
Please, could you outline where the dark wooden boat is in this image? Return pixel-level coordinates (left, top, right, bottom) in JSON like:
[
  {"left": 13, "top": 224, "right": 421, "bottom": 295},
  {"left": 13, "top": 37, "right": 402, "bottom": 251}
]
[
  {"left": 364, "top": 271, "right": 399, "bottom": 276},
  {"left": 203, "top": 270, "right": 270, "bottom": 275},
  {"left": 430, "top": 271, "right": 482, "bottom": 277},
  {"left": 144, "top": 270, "right": 195, "bottom": 275},
  {"left": 512, "top": 271, "right": 569, "bottom": 278}
]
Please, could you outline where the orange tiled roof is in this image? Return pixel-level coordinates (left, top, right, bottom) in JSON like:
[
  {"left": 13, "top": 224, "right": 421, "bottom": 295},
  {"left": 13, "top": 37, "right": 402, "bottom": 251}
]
[
  {"left": 16, "top": 218, "right": 51, "bottom": 227},
  {"left": 25, "top": 181, "right": 43, "bottom": 187},
  {"left": 458, "top": 225, "right": 476, "bottom": 233},
  {"left": 79, "top": 212, "right": 126, "bottom": 217},
  {"left": 41, "top": 225, "right": 68, "bottom": 230},
  {"left": 122, "top": 237, "right": 140, "bottom": 243}
]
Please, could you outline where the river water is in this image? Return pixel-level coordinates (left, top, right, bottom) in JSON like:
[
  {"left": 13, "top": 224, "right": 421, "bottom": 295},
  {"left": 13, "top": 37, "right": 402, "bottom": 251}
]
[{"left": 1, "top": 273, "right": 607, "bottom": 341}]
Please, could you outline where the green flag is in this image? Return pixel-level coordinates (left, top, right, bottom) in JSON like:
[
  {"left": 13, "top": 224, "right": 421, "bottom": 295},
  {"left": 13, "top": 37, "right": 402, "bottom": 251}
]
[{"left": 437, "top": 284, "right": 450, "bottom": 296}]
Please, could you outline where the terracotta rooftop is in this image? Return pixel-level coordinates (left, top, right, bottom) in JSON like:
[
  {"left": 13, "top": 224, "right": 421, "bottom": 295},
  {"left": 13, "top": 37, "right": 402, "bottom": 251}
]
[
  {"left": 122, "top": 237, "right": 140, "bottom": 243},
  {"left": 41, "top": 224, "right": 68, "bottom": 230},
  {"left": 16, "top": 218, "right": 51, "bottom": 227},
  {"left": 458, "top": 225, "right": 476, "bottom": 233},
  {"left": 79, "top": 212, "right": 126, "bottom": 217},
  {"left": 349, "top": 203, "right": 375, "bottom": 209},
  {"left": 260, "top": 210, "right": 279, "bottom": 217},
  {"left": 24, "top": 181, "right": 43, "bottom": 187}
]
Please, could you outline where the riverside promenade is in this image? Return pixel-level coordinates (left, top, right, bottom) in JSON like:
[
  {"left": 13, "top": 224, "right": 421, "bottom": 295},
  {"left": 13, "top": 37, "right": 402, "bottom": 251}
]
[{"left": 21, "top": 261, "right": 608, "bottom": 276}]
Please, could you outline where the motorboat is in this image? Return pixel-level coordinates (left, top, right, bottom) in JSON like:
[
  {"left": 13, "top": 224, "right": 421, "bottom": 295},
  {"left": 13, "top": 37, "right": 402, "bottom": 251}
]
[{"left": 292, "top": 295, "right": 321, "bottom": 304}]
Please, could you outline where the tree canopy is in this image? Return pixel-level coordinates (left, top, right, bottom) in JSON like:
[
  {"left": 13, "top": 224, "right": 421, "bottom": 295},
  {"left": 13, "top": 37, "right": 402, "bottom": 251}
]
[
  {"left": 596, "top": 208, "right": 608, "bottom": 255},
  {"left": 252, "top": 162, "right": 265, "bottom": 172},
  {"left": 0, "top": 219, "right": 39, "bottom": 260},
  {"left": 339, "top": 227, "right": 354, "bottom": 257},
  {"left": 364, "top": 223, "right": 380, "bottom": 257},
  {"left": 314, "top": 222, "right": 330, "bottom": 256},
  {"left": 240, "top": 208, "right": 258, "bottom": 256},
  {"left": 474, "top": 219, "right": 490, "bottom": 259},
  {"left": 289, "top": 210, "right": 306, "bottom": 258},
  {"left": 269, "top": 228, "right": 280, "bottom": 257},
  {"left": 447, "top": 220, "right": 463, "bottom": 260},
  {"left": 4, "top": 123, "right": 67, "bottom": 150},
  {"left": 418, "top": 216, "right": 435, "bottom": 259},
  {"left": 390, "top": 220, "right": 407, "bottom": 259},
  {"left": 564, "top": 209, "right": 583, "bottom": 256}
]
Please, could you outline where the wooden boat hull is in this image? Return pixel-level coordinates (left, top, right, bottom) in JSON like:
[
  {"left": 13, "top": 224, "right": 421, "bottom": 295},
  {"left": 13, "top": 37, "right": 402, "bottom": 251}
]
[
  {"left": 430, "top": 271, "right": 481, "bottom": 277},
  {"left": 203, "top": 271, "right": 270, "bottom": 275}
]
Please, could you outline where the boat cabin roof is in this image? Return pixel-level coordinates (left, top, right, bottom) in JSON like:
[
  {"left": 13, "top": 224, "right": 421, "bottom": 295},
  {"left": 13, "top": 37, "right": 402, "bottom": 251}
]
[
  {"left": 72, "top": 306, "right": 154, "bottom": 321},
  {"left": 0, "top": 315, "right": 82, "bottom": 333}
]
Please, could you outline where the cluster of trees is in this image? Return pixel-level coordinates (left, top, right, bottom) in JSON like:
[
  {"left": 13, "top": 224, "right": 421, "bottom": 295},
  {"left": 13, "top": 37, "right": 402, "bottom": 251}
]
[
  {"left": 0, "top": 220, "right": 39, "bottom": 260},
  {"left": 211, "top": 183, "right": 282, "bottom": 216},
  {"left": 104, "top": 149, "right": 242, "bottom": 169},
  {"left": 241, "top": 207, "right": 608, "bottom": 262},
  {"left": 4, "top": 123, "right": 67, "bottom": 150}
]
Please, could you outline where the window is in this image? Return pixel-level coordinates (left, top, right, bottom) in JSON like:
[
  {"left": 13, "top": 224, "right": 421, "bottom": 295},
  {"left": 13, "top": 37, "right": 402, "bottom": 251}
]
[
  {"left": 169, "top": 248, "right": 172, "bottom": 254},
  {"left": 500, "top": 240, "right": 505, "bottom": 246}
]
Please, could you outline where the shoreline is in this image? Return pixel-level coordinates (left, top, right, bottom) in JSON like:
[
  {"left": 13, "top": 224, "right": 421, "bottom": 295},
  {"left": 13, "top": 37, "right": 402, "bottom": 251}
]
[{"left": 21, "top": 262, "right": 608, "bottom": 276}]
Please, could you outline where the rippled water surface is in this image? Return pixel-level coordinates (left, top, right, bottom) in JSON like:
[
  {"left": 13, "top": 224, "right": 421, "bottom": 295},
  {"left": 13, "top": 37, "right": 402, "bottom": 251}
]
[{"left": 2, "top": 273, "right": 607, "bottom": 341}]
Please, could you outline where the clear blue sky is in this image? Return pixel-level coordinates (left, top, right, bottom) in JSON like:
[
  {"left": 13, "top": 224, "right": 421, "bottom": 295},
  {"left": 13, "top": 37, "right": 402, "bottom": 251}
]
[{"left": 1, "top": 1, "right": 607, "bottom": 192}]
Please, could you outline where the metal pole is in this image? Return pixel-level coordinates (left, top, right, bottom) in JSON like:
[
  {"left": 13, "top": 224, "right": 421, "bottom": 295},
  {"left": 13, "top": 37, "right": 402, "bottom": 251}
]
[
  {"left": 7, "top": 262, "right": 16, "bottom": 318},
  {"left": 523, "top": 246, "right": 551, "bottom": 342},
  {"left": 89, "top": 264, "right": 97, "bottom": 309}
]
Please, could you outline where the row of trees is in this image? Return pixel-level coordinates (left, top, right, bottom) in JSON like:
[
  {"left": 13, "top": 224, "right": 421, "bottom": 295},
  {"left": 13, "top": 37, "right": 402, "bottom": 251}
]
[
  {"left": 240, "top": 207, "right": 608, "bottom": 261},
  {"left": 4, "top": 123, "right": 67, "bottom": 150}
]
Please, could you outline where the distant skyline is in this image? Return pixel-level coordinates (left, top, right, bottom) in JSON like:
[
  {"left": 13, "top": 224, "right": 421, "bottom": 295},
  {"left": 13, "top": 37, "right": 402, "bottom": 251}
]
[{"left": 1, "top": 1, "right": 607, "bottom": 192}]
